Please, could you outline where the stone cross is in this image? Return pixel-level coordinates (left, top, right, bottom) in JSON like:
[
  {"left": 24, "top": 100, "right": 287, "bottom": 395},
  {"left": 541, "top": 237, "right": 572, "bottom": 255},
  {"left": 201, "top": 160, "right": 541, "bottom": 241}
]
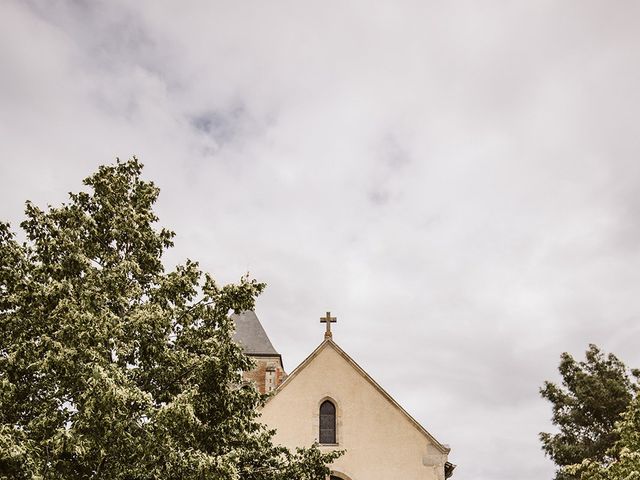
[{"left": 320, "top": 311, "right": 336, "bottom": 339}]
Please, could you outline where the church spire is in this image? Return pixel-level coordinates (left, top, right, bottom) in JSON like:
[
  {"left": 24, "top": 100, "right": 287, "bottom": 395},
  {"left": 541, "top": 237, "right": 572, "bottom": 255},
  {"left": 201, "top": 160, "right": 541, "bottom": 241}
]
[{"left": 320, "top": 311, "right": 336, "bottom": 340}]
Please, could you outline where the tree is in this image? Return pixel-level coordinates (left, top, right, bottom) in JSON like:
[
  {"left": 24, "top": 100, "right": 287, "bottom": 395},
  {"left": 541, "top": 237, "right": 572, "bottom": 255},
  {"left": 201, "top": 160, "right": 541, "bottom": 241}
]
[
  {"left": 565, "top": 395, "right": 640, "bottom": 479},
  {"left": 540, "top": 344, "right": 639, "bottom": 480},
  {"left": 0, "top": 159, "right": 340, "bottom": 479}
]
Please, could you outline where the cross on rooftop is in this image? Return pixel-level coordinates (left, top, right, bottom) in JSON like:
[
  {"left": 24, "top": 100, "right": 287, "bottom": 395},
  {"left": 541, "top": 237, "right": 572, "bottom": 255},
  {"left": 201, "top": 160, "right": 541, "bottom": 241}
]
[{"left": 320, "top": 311, "right": 336, "bottom": 339}]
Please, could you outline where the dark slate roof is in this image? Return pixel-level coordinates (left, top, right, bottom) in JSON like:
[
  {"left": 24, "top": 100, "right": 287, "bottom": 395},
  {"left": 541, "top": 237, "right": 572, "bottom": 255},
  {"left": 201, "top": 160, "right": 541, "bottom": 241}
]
[{"left": 231, "top": 310, "right": 279, "bottom": 356}]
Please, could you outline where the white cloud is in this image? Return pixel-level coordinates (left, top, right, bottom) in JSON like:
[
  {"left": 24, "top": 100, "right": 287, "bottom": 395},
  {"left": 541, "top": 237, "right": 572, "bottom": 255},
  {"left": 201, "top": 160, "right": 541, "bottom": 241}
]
[{"left": 2, "top": 1, "right": 640, "bottom": 478}]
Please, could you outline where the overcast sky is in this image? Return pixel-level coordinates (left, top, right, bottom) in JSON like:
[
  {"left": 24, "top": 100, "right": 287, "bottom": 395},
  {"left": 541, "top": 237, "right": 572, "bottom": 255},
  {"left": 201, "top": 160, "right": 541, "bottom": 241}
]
[{"left": 2, "top": 1, "right": 640, "bottom": 478}]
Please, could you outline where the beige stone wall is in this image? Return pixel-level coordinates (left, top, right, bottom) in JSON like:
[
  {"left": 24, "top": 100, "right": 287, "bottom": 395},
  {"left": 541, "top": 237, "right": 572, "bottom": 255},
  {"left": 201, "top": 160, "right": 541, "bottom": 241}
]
[{"left": 259, "top": 342, "right": 449, "bottom": 480}]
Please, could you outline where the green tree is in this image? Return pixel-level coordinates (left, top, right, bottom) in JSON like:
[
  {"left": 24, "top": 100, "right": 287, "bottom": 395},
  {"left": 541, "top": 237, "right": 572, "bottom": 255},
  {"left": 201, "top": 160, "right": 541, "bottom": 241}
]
[
  {"left": 565, "top": 395, "right": 640, "bottom": 479},
  {"left": 540, "top": 344, "right": 639, "bottom": 480},
  {"left": 0, "top": 159, "right": 340, "bottom": 479}
]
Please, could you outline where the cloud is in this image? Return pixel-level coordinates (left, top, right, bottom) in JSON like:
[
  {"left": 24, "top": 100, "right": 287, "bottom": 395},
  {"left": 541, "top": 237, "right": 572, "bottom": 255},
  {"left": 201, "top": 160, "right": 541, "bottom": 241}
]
[{"left": 2, "top": 1, "right": 640, "bottom": 478}]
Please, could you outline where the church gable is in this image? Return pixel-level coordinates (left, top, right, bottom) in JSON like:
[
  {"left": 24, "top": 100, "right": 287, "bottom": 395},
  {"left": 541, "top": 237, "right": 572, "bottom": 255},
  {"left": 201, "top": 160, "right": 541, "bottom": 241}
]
[{"left": 260, "top": 339, "right": 452, "bottom": 480}]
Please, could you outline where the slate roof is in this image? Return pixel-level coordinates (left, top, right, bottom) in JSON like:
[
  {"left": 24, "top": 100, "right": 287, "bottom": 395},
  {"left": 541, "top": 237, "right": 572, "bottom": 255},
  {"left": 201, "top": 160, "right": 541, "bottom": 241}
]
[{"left": 231, "top": 310, "right": 279, "bottom": 356}]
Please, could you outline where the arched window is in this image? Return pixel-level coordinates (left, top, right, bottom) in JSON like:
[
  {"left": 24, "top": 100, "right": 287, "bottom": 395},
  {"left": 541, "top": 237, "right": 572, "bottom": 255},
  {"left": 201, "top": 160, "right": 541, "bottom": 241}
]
[{"left": 319, "top": 400, "right": 336, "bottom": 444}]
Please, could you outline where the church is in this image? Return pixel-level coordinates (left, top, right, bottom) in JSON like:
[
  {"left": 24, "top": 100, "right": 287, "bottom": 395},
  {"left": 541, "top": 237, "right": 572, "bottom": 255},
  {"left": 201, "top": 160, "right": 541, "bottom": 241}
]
[{"left": 232, "top": 311, "right": 456, "bottom": 480}]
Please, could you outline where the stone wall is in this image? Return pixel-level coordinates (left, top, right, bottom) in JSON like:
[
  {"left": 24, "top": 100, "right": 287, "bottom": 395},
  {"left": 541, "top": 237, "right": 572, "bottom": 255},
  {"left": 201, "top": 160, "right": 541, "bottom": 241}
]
[
  {"left": 243, "top": 355, "right": 286, "bottom": 394},
  {"left": 259, "top": 342, "right": 450, "bottom": 480}
]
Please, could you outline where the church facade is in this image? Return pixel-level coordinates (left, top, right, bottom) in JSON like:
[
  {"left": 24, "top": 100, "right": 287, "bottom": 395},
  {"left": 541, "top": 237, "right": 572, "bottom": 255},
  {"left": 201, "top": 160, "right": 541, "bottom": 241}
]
[{"left": 231, "top": 311, "right": 455, "bottom": 480}]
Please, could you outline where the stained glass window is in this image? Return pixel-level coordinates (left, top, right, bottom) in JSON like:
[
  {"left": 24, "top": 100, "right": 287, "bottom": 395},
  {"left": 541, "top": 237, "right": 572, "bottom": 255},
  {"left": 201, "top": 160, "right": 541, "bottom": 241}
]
[{"left": 319, "top": 400, "right": 336, "bottom": 444}]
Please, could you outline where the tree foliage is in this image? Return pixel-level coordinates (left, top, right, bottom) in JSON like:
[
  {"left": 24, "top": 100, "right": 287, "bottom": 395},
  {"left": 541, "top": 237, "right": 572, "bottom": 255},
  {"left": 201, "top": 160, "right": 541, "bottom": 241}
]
[
  {"left": 540, "top": 344, "right": 639, "bottom": 480},
  {"left": 0, "top": 159, "right": 340, "bottom": 479},
  {"left": 566, "top": 395, "right": 640, "bottom": 479}
]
